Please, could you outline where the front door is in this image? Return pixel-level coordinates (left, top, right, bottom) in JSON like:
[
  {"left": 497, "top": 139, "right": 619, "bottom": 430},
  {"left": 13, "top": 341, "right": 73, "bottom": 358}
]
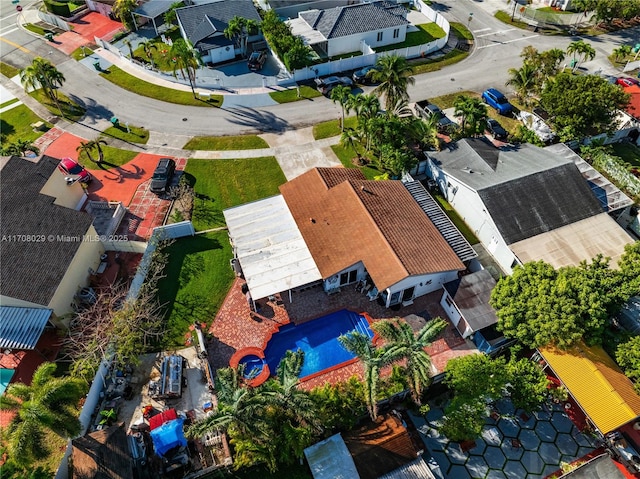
[{"left": 402, "top": 287, "right": 415, "bottom": 302}]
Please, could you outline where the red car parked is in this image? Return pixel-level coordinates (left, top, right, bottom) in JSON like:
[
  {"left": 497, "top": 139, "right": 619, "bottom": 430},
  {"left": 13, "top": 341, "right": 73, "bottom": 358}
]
[{"left": 58, "top": 157, "right": 92, "bottom": 184}]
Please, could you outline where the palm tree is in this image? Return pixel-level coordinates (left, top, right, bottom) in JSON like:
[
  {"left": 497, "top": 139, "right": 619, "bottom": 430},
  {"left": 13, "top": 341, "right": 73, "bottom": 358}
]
[
  {"left": 407, "top": 115, "right": 439, "bottom": 151},
  {"left": 163, "top": 1, "right": 182, "bottom": 26},
  {"left": 371, "top": 54, "right": 415, "bottom": 112},
  {"left": 338, "top": 332, "right": 402, "bottom": 420},
  {"left": 613, "top": 45, "right": 632, "bottom": 62},
  {"left": 0, "top": 362, "right": 86, "bottom": 466},
  {"left": 350, "top": 93, "right": 380, "bottom": 122},
  {"left": 505, "top": 63, "right": 537, "bottom": 106},
  {"left": 1, "top": 139, "right": 40, "bottom": 157},
  {"left": 76, "top": 141, "right": 95, "bottom": 163},
  {"left": 140, "top": 40, "right": 157, "bottom": 68},
  {"left": 20, "top": 57, "right": 65, "bottom": 114},
  {"left": 372, "top": 318, "right": 447, "bottom": 404},
  {"left": 123, "top": 38, "right": 134, "bottom": 59},
  {"left": 566, "top": 40, "right": 596, "bottom": 72},
  {"left": 454, "top": 95, "right": 488, "bottom": 136},
  {"left": 112, "top": 0, "right": 138, "bottom": 30},
  {"left": 170, "top": 38, "right": 201, "bottom": 98},
  {"left": 340, "top": 127, "right": 363, "bottom": 164},
  {"left": 224, "top": 16, "right": 259, "bottom": 58},
  {"left": 330, "top": 85, "right": 353, "bottom": 132}
]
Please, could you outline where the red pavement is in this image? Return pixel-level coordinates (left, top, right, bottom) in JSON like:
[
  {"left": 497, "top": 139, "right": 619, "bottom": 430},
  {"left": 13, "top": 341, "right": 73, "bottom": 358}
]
[
  {"left": 43, "top": 132, "right": 186, "bottom": 240},
  {"left": 51, "top": 12, "right": 123, "bottom": 55}
]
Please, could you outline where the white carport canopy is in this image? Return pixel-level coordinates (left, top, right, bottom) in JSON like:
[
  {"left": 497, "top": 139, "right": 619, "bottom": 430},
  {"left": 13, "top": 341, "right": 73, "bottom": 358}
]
[
  {"left": 304, "top": 434, "right": 360, "bottom": 479},
  {"left": 287, "top": 17, "right": 327, "bottom": 46},
  {"left": 223, "top": 195, "right": 322, "bottom": 300}
]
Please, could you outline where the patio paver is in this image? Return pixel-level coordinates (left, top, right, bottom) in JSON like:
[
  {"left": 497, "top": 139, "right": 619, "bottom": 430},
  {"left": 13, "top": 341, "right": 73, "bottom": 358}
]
[
  {"left": 503, "top": 460, "right": 527, "bottom": 479},
  {"left": 551, "top": 411, "right": 575, "bottom": 433},
  {"left": 556, "top": 432, "right": 579, "bottom": 456},
  {"left": 429, "top": 450, "right": 451, "bottom": 473},
  {"left": 518, "top": 428, "right": 541, "bottom": 451},
  {"left": 521, "top": 450, "right": 545, "bottom": 474},
  {"left": 496, "top": 417, "right": 520, "bottom": 438},
  {"left": 448, "top": 464, "right": 472, "bottom": 479},
  {"left": 466, "top": 455, "right": 489, "bottom": 478},
  {"left": 535, "top": 420, "right": 558, "bottom": 443},
  {"left": 486, "top": 470, "right": 507, "bottom": 479},
  {"left": 446, "top": 442, "right": 469, "bottom": 465},
  {"left": 500, "top": 440, "right": 524, "bottom": 461},
  {"left": 481, "top": 425, "right": 502, "bottom": 447},
  {"left": 538, "top": 441, "right": 562, "bottom": 464},
  {"left": 484, "top": 446, "right": 507, "bottom": 470}
]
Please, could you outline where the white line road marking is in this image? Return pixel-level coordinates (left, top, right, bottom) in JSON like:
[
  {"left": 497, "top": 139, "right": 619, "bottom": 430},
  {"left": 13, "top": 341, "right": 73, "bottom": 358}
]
[
  {"left": 477, "top": 35, "right": 539, "bottom": 49},
  {"left": 476, "top": 28, "right": 517, "bottom": 38},
  {"left": 473, "top": 28, "right": 492, "bottom": 33},
  {"left": 0, "top": 27, "right": 19, "bottom": 35}
]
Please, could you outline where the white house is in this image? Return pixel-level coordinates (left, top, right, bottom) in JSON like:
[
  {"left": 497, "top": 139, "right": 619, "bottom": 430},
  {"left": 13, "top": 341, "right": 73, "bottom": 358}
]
[
  {"left": 224, "top": 168, "right": 478, "bottom": 307},
  {"left": 424, "top": 139, "right": 634, "bottom": 274},
  {"left": 288, "top": 1, "right": 409, "bottom": 57},
  {"left": 175, "top": 0, "right": 262, "bottom": 64}
]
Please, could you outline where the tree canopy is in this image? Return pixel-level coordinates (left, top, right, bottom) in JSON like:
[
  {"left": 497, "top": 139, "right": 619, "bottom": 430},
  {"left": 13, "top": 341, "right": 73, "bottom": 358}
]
[
  {"left": 490, "top": 246, "right": 639, "bottom": 350},
  {"left": 539, "top": 72, "right": 630, "bottom": 140}
]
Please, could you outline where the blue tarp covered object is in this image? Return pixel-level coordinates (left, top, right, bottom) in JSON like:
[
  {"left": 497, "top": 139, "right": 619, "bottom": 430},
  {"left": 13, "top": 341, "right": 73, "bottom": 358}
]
[{"left": 149, "top": 418, "right": 187, "bottom": 457}]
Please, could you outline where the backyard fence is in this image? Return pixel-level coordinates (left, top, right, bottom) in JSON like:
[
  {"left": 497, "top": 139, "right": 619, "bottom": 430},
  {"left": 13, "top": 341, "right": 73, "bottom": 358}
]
[
  {"left": 38, "top": 10, "right": 71, "bottom": 31},
  {"left": 518, "top": 6, "right": 594, "bottom": 27},
  {"left": 623, "top": 60, "right": 640, "bottom": 73}
]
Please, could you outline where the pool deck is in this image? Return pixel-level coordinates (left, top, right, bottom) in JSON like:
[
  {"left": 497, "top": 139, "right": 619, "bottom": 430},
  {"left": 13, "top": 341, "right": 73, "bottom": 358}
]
[{"left": 208, "top": 279, "right": 477, "bottom": 389}]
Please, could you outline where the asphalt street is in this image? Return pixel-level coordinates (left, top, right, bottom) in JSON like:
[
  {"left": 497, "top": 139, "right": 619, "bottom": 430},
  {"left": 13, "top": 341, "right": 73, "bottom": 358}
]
[{"left": 1, "top": 0, "right": 637, "bottom": 136}]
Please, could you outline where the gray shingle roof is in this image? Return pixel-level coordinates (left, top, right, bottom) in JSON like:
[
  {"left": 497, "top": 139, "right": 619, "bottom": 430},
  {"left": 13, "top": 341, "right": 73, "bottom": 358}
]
[
  {"left": 444, "top": 270, "right": 498, "bottom": 332},
  {"left": 133, "top": 0, "right": 172, "bottom": 19},
  {"left": 429, "top": 139, "right": 605, "bottom": 244},
  {"left": 0, "top": 156, "right": 94, "bottom": 307},
  {"left": 299, "top": 1, "right": 408, "bottom": 39},
  {"left": 176, "top": 0, "right": 261, "bottom": 47},
  {"left": 0, "top": 306, "right": 52, "bottom": 350}
]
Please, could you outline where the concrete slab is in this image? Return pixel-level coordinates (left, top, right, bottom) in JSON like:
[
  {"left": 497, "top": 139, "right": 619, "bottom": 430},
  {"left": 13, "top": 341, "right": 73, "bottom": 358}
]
[
  {"left": 260, "top": 126, "right": 316, "bottom": 148},
  {"left": 0, "top": 84, "right": 17, "bottom": 103},
  {"left": 275, "top": 147, "right": 341, "bottom": 181}
]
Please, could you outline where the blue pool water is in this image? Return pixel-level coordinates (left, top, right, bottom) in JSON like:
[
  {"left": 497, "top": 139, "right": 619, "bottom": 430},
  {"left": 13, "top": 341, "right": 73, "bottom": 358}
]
[
  {"left": 264, "top": 309, "right": 373, "bottom": 379},
  {"left": 239, "top": 354, "right": 265, "bottom": 379},
  {"left": 0, "top": 369, "right": 15, "bottom": 396}
]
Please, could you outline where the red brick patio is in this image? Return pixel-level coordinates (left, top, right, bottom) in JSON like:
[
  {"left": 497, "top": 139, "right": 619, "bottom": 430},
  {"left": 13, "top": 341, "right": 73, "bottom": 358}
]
[{"left": 208, "top": 280, "right": 476, "bottom": 390}]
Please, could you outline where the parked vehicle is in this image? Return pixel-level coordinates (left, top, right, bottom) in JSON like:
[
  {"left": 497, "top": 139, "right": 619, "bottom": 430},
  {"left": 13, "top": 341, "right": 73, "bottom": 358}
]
[
  {"left": 481, "top": 88, "right": 513, "bottom": 116},
  {"left": 150, "top": 158, "right": 176, "bottom": 194},
  {"left": 58, "top": 157, "right": 92, "bottom": 184},
  {"left": 617, "top": 77, "right": 640, "bottom": 87},
  {"left": 486, "top": 118, "right": 508, "bottom": 141},
  {"left": 247, "top": 51, "right": 267, "bottom": 71},
  {"left": 352, "top": 65, "right": 380, "bottom": 84},
  {"left": 314, "top": 76, "right": 353, "bottom": 96},
  {"left": 414, "top": 100, "right": 456, "bottom": 131}
]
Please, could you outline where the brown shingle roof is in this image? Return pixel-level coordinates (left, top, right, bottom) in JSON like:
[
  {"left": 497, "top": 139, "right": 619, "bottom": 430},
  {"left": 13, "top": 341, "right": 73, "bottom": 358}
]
[
  {"left": 280, "top": 168, "right": 463, "bottom": 291},
  {"left": 72, "top": 423, "right": 133, "bottom": 479}
]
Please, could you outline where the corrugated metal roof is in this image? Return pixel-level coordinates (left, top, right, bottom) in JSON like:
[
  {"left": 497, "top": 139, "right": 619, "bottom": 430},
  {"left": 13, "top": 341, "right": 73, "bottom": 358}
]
[
  {"left": 223, "top": 195, "right": 322, "bottom": 300},
  {"left": 378, "top": 457, "right": 436, "bottom": 479},
  {"left": 0, "top": 306, "right": 52, "bottom": 350},
  {"left": 539, "top": 343, "right": 640, "bottom": 434},
  {"left": 304, "top": 433, "right": 360, "bottom": 479}
]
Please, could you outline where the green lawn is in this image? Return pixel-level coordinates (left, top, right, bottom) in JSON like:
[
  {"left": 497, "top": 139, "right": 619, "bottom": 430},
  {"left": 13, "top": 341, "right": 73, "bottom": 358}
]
[
  {"left": 157, "top": 231, "right": 234, "bottom": 347},
  {"left": 100, "top": 66, "right": 223, "bottom": 107},
  {"left": 183, "top": 135, "right": 269, "bottom": 150},
  {"left": 102, "top": 124, "right": 149, "bottom": 144},
  {"left": 0, "top": 98, "right": 19, "bottom": 109},
  {"left": 157, "top": 156, "right": 287, "bottom": 347},
  {"left": 0, "top": 61, "right": 19, "bottom": 78},
  {"left": 409, "top": 49, "right": 470, "bottom": 75},
  {"left": 331, "top": 144, "right": 381, "bottom": 180},
  {"left": 0, "top": 104, "right": 49, "bottom": 144},
  {"left": 376, "top": 23, "right": 446, "bottom": 52},
  {"left": 269, "top": 86, "right": 322, "bottom": 103},
  {"left": 77, "top": 145, "right": 138, "bottom": 169},
  {"left": 537, "top": 6, "right": 573, "bottom": 13},
  {"left": 313, "top": 117, "right": 358, "bottom": 140},
  {"left": 430, "top": 90, "right": 479, "bottom": 109},
  {"left": 23, "top": 23, "right": 55, "bottom": 37},
  {"left": 432, "top": 193, "right": 479, "bottom": 244},
  {"left": 132, "top": 41, "right": 176, "bottom": 72},
  {"left": 494, "top": 11, "right": 531, "bottom": 29},
  {"left": 611, "top": 143, "right": 640, "bottom": 168},
  {"left": 29, "top": 89, "right": 85, "bottom": 121},
  {"left": 70, "top": 45, "right": 96, "bottom": 61},
  {"left": 449, "top": 22, "right": 473, "bottom": 41},
  {"left": 186, "top": 157, "right": 286, "bottom": 231}
]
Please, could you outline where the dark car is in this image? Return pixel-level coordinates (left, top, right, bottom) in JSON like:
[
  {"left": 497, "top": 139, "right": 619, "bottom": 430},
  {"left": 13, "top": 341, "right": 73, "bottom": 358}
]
[
  {"left": 352, "top": 65, "right": 380, "bottom": 84},
  {"left": 247, "top": 51, "right": 267, "bottom": 71},
  {"left": 486, "top": 118, "right": 508, "bottom": 141},
  {"left": 482, "top": 88, "right": 513, "bottom": 116},
  {"left": 150, "top": 158, "right": 176, "bottom": 194},
  {"left": 58, "top": 157, "right": 92, "bottom": 184},
  {"left": 314, "top": 76, "right": 353, "bottom": 96},
  {"left": 414, "top": 100, "right": 457, "bottom": 132}
]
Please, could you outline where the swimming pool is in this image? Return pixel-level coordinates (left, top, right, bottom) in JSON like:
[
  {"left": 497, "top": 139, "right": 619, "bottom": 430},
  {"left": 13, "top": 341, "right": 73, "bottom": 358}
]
[
  {"left": 264, "top": 309, "right": 373, "bottom": 379},
  {"left": 0, "top": 369, "right": 15, "bottom": 396}
]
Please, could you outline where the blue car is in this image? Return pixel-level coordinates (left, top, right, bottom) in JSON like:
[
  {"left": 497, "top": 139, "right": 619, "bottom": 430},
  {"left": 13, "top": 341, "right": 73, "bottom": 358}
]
[{"left": 482, "top": 88, "right": 513, "bottom": 116}]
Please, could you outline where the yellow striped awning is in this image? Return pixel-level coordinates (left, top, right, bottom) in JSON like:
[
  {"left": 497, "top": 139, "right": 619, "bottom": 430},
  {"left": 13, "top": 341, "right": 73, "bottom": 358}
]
[{"left": 539, "top": 342, "right": 640, "bottom": 434}]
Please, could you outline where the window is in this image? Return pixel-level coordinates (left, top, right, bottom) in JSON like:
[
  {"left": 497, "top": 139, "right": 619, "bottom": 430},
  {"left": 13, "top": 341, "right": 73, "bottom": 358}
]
[
  {"left": 393, "top": 28, "right": 399, "bottom": 39},
  {"left": 340, "top": 269, "right": 358, "bottom": 286},
  {"left": 445, "top": 294, "right": 454, "bottom": 307},
  {"left": 377, "top": 32, "right": 383, "bottom": 42}
]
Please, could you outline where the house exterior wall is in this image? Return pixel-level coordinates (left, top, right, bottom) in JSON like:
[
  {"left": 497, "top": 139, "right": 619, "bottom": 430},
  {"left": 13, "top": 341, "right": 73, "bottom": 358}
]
[
  {"left": 48, "top": 224, "right": 105, "bottom": 317},
  {"left": 323, "top": 261, "right": 366, "bottom": 291},
  {"left": 440, "top": 289, "right": 473, "bottom": 338},
  {"left": 327, "top": 25, "right": 408, "bottom": 57},
  {"left": 85, "top": 0, "right": 113, "bottom": 16},
  {"left": 203, "top": 44, "right": 236, "bottom": 64},
  {"left": 0, "top": 295, "right": 47, "bottom": 309},
  {"left": 40, "top": 170, "right": 87, "bottom": 211},
  {"left": 384, "top": 270, "right": 458, "bottom": 307},
  {"left": 427, "top": 159, "right": 517, "bottom": 274}
]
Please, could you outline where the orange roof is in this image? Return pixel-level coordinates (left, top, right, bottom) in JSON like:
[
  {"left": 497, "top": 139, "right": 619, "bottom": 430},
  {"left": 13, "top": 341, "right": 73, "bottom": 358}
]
[
  {"left": 280, "top": 168, "right": 463, "bottom": 291},
  {"left": 539, "top": 343, "right": 640, "bottom": 434},
  {"left": 623, "top": 84, "right": 640, "bottom": 119}
]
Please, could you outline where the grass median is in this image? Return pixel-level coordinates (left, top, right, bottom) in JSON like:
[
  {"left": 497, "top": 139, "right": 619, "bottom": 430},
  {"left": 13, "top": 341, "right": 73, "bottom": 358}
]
[
  {"left": 183, "top": 135, "right": 269, "bottom": 150},
  {"left": 269, "top": 85, "right": 322, "bottom": 103},
  {"left": 100, "top": 66, "right": 223, "bottom": 107}
]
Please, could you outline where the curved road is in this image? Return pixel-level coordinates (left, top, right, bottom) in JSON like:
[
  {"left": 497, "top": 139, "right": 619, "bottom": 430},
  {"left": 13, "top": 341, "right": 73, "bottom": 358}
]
[{"left": 2, "top": 0, "right": 637, "bottom": 136}]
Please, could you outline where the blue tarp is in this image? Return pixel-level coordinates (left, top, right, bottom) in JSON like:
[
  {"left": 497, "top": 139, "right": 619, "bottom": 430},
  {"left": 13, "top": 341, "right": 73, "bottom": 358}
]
[{"left": 149, "top": 418, "right": 187, "bottom": 457}]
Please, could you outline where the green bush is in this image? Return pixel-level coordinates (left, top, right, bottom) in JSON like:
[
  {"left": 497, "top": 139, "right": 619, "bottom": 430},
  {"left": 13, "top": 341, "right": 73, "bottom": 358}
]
[
  {"left": 261, "top": 10, "right": 312, "bottom": 71},
  {"left": 43, "top": 0, "right": 71, "bottom": 17}
]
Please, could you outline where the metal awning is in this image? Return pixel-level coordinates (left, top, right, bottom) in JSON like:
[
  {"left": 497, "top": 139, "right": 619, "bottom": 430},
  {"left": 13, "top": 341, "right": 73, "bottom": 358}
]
[
  {"left": 0, "top": 306, "right": 52, "bottom": 350},
  {"left": 304, "top": 434, "right": 360, "bottom": 479},
  {"left": 223, "top": 195, "right": 322, "bottom": 300}
]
